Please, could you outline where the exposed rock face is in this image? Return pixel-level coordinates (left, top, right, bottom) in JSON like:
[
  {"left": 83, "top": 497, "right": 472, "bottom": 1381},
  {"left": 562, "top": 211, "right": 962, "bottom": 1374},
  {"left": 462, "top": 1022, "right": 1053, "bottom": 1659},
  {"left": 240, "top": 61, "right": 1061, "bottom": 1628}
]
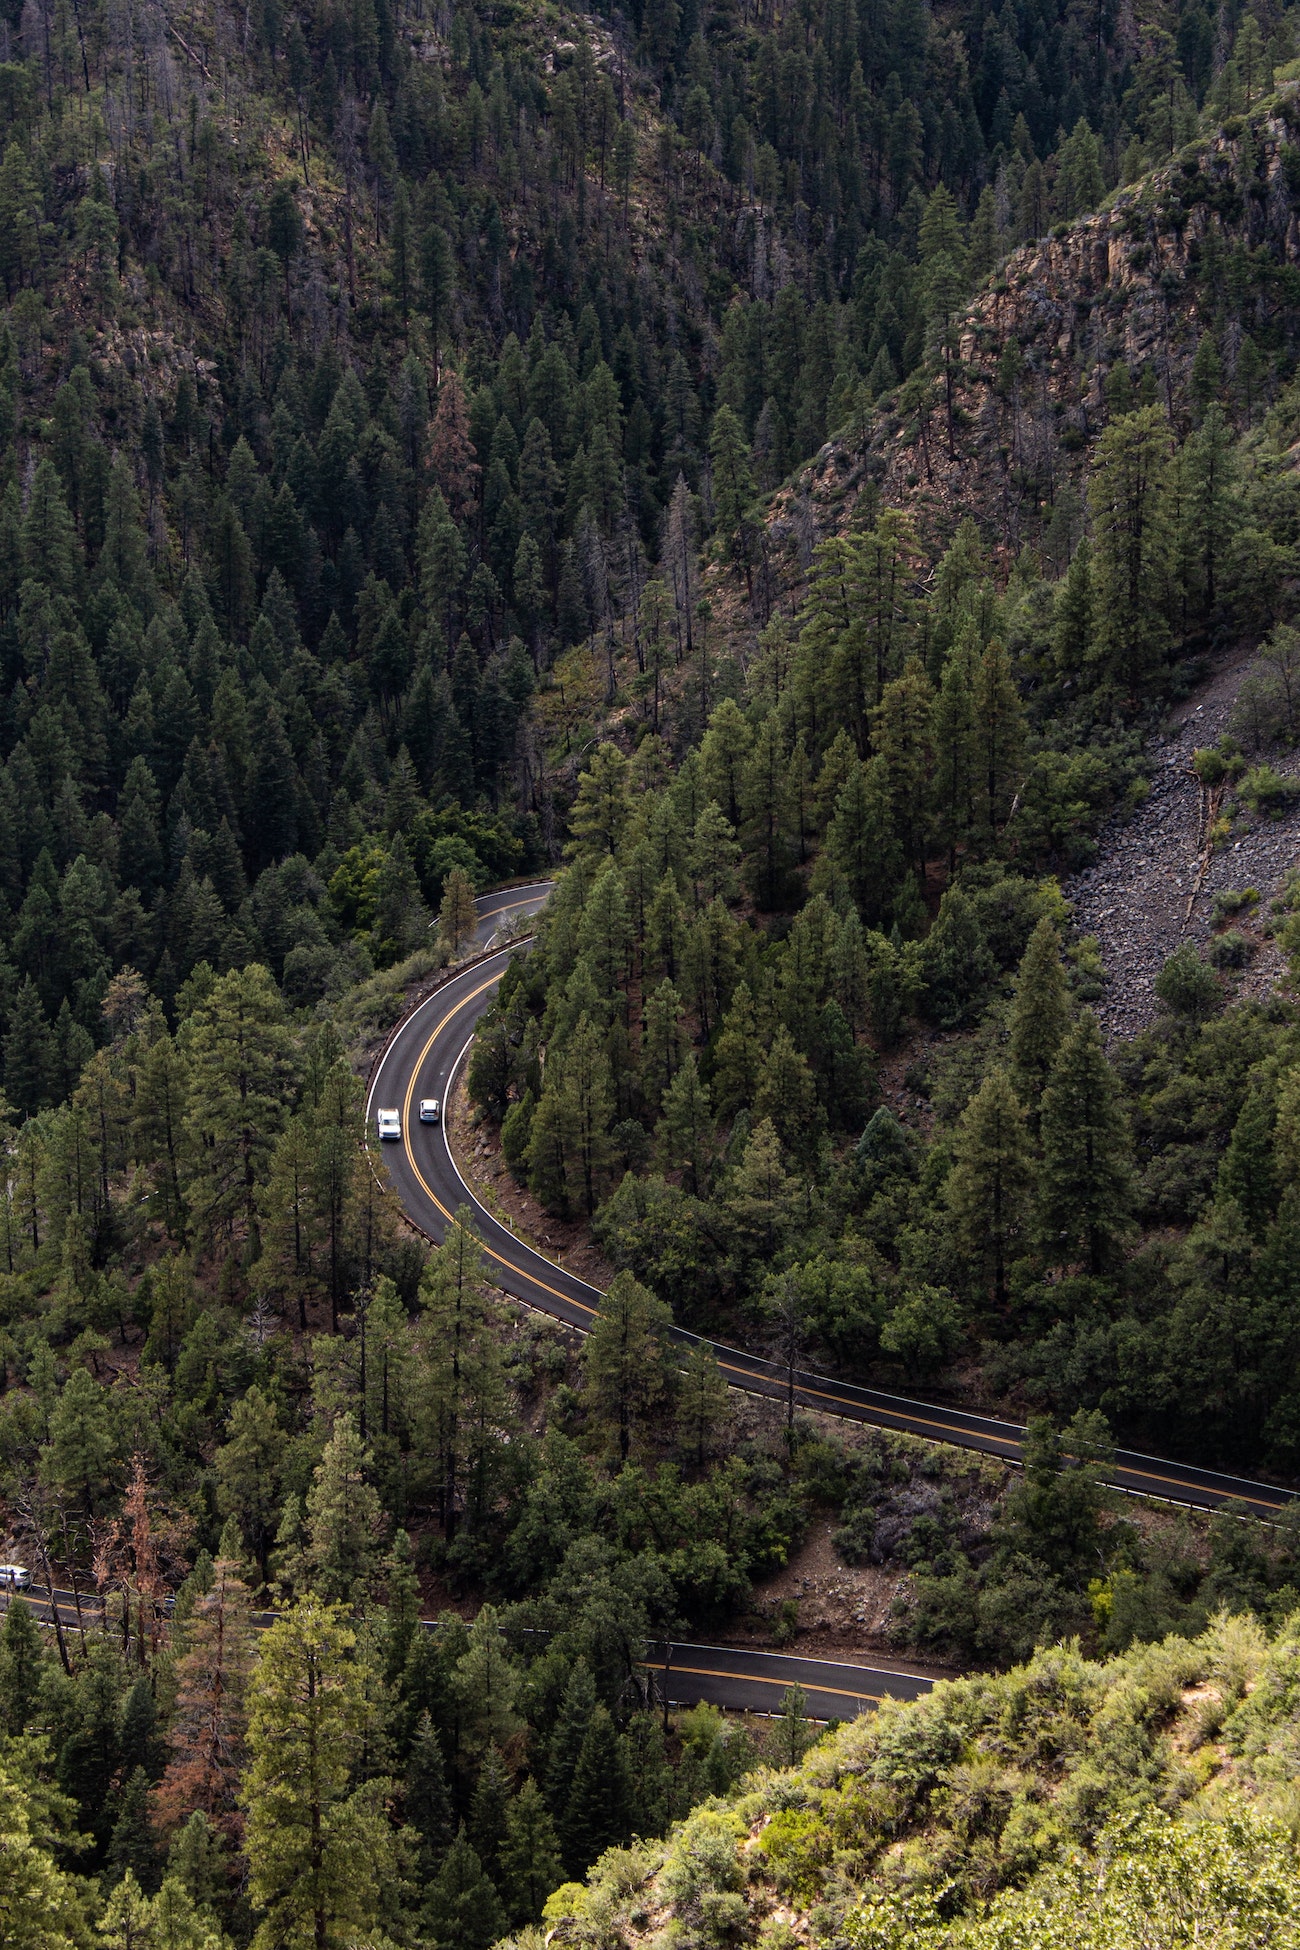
[
  {"left": 789, "top": 97, "right": 1300, "bottom": 552},
  {"left": 758, "top": 107, "right": 1300, "bottom": 1025}
]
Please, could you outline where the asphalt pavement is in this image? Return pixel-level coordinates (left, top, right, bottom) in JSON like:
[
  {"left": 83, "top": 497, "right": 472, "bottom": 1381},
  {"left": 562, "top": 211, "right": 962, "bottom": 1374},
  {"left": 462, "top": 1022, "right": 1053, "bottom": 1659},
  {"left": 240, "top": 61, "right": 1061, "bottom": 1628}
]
[
  {"left": 2, "top": 1588, "right": 931, "bottom": 1721},
  {"left": 366, "top": 891, "right": 1297, "bottom": 1524}
]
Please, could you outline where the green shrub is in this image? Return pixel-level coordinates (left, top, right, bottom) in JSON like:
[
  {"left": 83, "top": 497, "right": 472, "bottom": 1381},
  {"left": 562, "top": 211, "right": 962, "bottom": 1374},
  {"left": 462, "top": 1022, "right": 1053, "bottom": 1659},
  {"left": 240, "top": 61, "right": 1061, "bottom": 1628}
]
[
  {"left": 1192, "top": 739, "right": 1246, "bottom": 786},
  {"left": 1211, "top": 887, "right": 1259, "bottom": 924},
  {"left": 1154, "top": 944, "right": 1222, "bottom": 1019},
  {"left": 1207, "top": 929, "right": 1253, "bottom": 969},
  {"left": 1238, "top": 763, "right": 1292, "bottom": 813}
]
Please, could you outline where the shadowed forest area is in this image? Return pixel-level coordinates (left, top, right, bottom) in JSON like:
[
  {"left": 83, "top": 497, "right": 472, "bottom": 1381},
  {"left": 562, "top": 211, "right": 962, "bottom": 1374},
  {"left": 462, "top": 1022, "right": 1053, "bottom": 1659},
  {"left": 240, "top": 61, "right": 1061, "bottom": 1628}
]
[{"left": 4, "top": 0, "right": 1300, "bottom": 1933}]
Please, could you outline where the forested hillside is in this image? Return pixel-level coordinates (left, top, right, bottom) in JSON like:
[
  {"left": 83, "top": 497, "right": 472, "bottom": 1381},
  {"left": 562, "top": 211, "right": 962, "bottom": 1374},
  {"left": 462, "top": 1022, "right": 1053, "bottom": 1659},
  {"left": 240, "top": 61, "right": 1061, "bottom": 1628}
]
[
  {"left": 536, "top": 1609, "right": 1300, "bottom": 1950},
  {"left": 5, "top": 0, "right": 1300, "bottom": 1929}
]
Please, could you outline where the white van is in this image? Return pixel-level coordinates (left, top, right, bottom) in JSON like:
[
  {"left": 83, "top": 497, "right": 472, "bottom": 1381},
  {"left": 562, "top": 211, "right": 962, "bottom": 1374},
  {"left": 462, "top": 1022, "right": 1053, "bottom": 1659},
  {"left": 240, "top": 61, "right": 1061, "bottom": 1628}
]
[
  {"left": 376, "top": 1109, "right": 402, "bottom": 1142},
  {"left": 0, "top": 1566, "right": 31, "bottom": 1590}
]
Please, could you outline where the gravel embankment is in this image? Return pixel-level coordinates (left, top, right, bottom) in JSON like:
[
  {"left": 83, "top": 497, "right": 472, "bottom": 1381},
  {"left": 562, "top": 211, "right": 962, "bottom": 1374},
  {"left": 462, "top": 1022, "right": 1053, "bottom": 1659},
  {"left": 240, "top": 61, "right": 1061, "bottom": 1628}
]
[{"left": 1065, "top": 650, "right": 1300, "bottom": 1036}]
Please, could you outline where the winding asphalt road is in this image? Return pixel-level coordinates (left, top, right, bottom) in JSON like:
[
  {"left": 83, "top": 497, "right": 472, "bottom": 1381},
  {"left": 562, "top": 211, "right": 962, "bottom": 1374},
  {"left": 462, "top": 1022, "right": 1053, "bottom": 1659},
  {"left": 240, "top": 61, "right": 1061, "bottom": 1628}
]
[
  {"left": 363, "top": 884, "right": 1297, "bottom": 1714},
  {"left": 4, "top": 1587, "right": 931, "bottom": 1722}
]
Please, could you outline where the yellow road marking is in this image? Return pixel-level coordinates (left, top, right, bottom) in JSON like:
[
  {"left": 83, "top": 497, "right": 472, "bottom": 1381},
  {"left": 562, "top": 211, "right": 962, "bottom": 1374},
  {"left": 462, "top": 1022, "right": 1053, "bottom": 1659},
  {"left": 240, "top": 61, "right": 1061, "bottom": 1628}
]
[
  {"left": 382, "top": 967, "right": 1291, "bottom": 1516},
  {"left": 476, "top": 890, "right": 550, "bottom": 918},
  {"left": 650, "top": 1662, "right": 886, "bottom": 1703}
]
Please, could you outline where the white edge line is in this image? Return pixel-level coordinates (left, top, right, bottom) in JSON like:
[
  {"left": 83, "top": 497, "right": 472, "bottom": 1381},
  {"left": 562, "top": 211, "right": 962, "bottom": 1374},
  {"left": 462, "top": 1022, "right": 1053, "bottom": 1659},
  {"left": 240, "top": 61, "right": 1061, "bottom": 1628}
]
[{"left": 382, "top": 927, "right": 1297, "bottom": 1521}]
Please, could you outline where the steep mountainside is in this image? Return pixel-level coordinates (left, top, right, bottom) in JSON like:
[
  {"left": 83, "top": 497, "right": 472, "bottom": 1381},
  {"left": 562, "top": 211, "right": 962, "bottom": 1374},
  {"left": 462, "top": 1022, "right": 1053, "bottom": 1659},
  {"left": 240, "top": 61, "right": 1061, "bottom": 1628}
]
[{"left": 782, "top": 94, "right": 1300, "bottom": 564}]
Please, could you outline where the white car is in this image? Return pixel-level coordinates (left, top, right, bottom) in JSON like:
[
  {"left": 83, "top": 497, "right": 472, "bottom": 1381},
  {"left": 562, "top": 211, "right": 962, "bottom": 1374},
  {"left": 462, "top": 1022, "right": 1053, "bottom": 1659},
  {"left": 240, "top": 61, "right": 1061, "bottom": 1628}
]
[
  {"left": 0, "top": 1566, "right": 30, "bottom": 1590},
  {"left": 419, "top": 1099, "right": 441, "bottom": 1123},
  {"left": 376, "top": 1109, "right": 402, "bottom": 1142}
]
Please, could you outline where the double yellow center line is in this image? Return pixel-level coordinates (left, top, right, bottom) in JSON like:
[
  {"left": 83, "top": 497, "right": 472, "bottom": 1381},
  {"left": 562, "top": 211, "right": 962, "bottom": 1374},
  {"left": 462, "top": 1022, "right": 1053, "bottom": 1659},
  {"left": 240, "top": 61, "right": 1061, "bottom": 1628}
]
[{"left": 380, "top": 961, "right": 1291, "bottom": 1516}]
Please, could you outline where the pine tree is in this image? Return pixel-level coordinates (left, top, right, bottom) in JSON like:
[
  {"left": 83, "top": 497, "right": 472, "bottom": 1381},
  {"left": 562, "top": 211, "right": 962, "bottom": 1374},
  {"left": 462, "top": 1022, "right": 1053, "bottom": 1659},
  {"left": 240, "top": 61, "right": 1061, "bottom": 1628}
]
[
  {"left": 645, "top": 874, "right": 688, "bottom": 985},
  {"left": 919, "top": 888, "right": 996, "bottom": 1029},
  {"left": 561, "top": 1705, "right": 634, "bottom": 1876},
  {"left": 183, "top": 964, "right": 296, "bottom": 1248},
  {"left": 1180, "top": 403, "right": 1238, "bottom": 628},
  {"left": 166, "top": 1810, "right": 227, "bottom": 1913},
  {"left": 215, "top": 1387, "right": 287, "bottom": 1590},
  {"left": 42, "top": 1367, "right": 116, "bottom": 1516},
  {"left": 499, "top": 1777, "right": 563, "bottom": 1924},
  {"left": 303, "top": 1415, "right": 385, "bottom": 1604},
  {"left": 431, "top": 372, "right": 480, "bottom": 523},
  {"left": 390, "top": 177, "right": 413, "bottom": 323},
  {"left": 700, "top": 698, "right": 752, "bottom": 828},
  {"left": 741, "top": 709, "right": 795, "bottom": 911},
  {"left": 821, "top": 757, "right": 901, "bottom": 924},
  {"left": 774, "top": 1684, "right": 815, "bottom": 1767},
  {"left": 117, "top": 755, "right": 164, "bottom": 894},
  {"left": 445, "top": 1606, "right": 520, "bottom": 1766},
  {"left": 416, "top": 1209, "right": 507, "bottom": 1540},
  {"left": 708, "top": 404, "right": 756, "bottom": 587},
  {"left": 946, "top": 1068, "right": 1034, "bottom": 1309},
  {"left": 568, "top": 742, "right": 630, "bottom": 857},
  {"left": 544, "top": 1661, "right": 596, "bottom": 1825},
  {"left": 726, "top": 1116, "right": 802, "bottom": 1264},
  {"left": 971, "top": 638, "right": 1025, "bottom": 839},
  {"left": 254, "top": 1116, "right": 318, "bottom": 1332},
  {"left": 0, "top": 1601, "right": 44, "bottom": 1737},
  {"left": 687, "top": 801, "right": 741, "bottom": 909},
  {"left": 119, "top": 1673, "right": 164, "bottom": 1779},
  {"left": 1008, "top": 918, "right": 1071, "bottom": 1111},
  {"left": 753, "top": 1025, "right": 824, "bottom": 1169},
  {"left": 306, "top": 1059, "right": 366, "bottom": 1337},
  {"left": 1218, "top": 1082, "right": 1277, "bottom": 1232},
  {"left": 557, "top": 1014, "right": 615, "bottom": 1217},
  {"left": 1089, "top": 407, "right": 1173, "bottom": 698},
  {"left": 208, "top": 499, "right": 256, "bottom": 641},
  {"left": 930, "top": 636, "right": 977, "bottom": 869},
  {"left": 1038, "top": 1011, "right": 1135, "bottom": 1274},
  {"left": 656, "top": 1053, "right": 715, "bottom": 1194},
  {"left": 469, "top": 1743, "right": 512, "bottom": 1877},
  {"left": 153, "top": 1558, "right": 252, "bottom": 1843},
  {"left": 1053, "top": 538, "right": 1094, "bottom": 674},
  {"left": 241, "top": 1599, "right": 394, "bottom": 1950},
  {"left": 373, "top": 834, "right": 431, "bottom": 963},
  {"left": 355, "top": 1495, "right": 405, "bottom": 1667},
  {"left": 526, "top": 1084, "right": 571, "bottom": 1217},
  {"left": 578, "top": 859, "right": 633, "bottom": 999},
  {"left": 676, "top": 1341, "right": 732, "bottom": 1469},
  {"left": 244, "top": 706, "right": 300, "bottom": 870},
  {"left": 924, "top": 250, "right": 968, "bottom": 454},
  {"left": 967, "top": 185, "right": 1001, "bottom": 279},
  {"left": 420, "top": 224, "right": 455, "bottom": 366},
  {"left": 0, "top": 141, "right": 42, "bottom": 298},
  {"left": 1055, "top": 117, "right": 1104, "bottom": 218},
  {"left": 709, "top": 981, "right": 763, "bottom": 1120},
  {"left": 873, "top": 658, "right": 934, "bottom": 872},
  {"left": 4, "top": 979, "right": 54, "bottom": 1116},
  {"left": 582, "top": 1270, "right": 678, "bottom": 1461},
  {"left": 643, "top": 977, "right": 688, "bottom": 1104},
  {"left": 404, "top": 1711, "right": 453, "bottom": 1877},
  {"left": 1191, "top": 330, "right": 1224, "bottom": 420},
  {"left": 108, "top": 1766, "right": 160, "bottom": 1891},
  {"left": 21, "top": 459, "right": 81, "bottom": 594},
  {"left": 418, "top": 487, "right": 467, "bottom": 650},
  {"left": 422, "top": 1825, "right": 506, "bottom": 1950},
  {"left": 438, "top": 867, "right": 479, "bottom": 959}
]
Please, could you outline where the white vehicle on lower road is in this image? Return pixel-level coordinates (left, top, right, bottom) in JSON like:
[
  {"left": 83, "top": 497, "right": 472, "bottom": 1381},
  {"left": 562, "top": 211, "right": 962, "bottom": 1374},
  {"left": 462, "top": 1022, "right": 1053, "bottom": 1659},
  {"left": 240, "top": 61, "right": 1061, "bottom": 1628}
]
[
  {"left": 419, "top": 1099, "right": 441, "bottom": 1123},
  {"left": 0, "top": 1566, "right": 30, "bottom": 1589},
  {"left": 376, "top": 1109, "right": 402, "bottom": 1141}
]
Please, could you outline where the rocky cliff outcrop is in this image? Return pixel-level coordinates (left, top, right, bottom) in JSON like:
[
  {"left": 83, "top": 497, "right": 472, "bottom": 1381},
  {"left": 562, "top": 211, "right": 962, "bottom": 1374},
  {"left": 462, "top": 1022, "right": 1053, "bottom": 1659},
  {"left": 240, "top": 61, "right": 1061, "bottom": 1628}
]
[{"left": 788, "top": 93, "right": 1300, "bottom": 554}]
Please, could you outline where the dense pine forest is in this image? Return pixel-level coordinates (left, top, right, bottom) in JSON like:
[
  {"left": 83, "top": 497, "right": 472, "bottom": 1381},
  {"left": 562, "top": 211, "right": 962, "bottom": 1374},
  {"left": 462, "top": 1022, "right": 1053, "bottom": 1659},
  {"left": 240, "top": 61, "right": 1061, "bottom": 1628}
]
[{"left": 4, "top": 0, "right": 1300, "bottom": 1930}]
